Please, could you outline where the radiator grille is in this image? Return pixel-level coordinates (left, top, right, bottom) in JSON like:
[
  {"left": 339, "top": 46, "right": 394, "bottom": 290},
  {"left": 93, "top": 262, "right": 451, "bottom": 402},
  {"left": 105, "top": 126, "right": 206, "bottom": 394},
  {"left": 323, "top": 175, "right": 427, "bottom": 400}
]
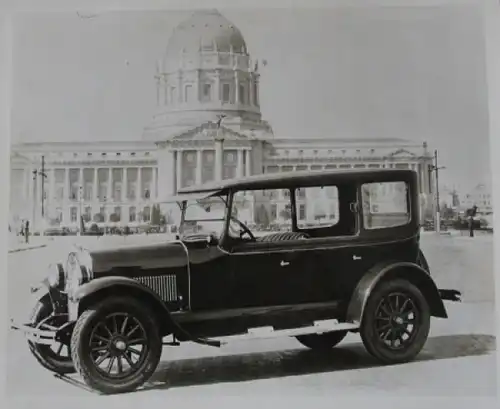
[{"left": 133, "top": 275, "right": 178, "bottom": 302}]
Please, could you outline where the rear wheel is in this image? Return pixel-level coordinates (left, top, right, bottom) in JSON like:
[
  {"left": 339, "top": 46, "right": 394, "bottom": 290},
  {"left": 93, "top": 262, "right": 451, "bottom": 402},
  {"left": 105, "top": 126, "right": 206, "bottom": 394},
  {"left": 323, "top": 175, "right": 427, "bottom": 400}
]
[
  {"left": 71, "top": 296, "right": 162, "bottom": 395},
  {"left": 360, "top": 279, "right": 430, "bottom": 364},
  {"left": 28, "top": 294, "right": 75, "bottom": 375},
  {"left": 296, "top": 331, "right": 348, "bottom": 350}
]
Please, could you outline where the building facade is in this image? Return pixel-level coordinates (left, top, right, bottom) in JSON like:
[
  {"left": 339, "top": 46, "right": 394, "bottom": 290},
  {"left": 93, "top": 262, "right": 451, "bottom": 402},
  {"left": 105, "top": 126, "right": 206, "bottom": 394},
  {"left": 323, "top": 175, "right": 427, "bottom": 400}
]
[{"left": 10, "top": 9, "right": 436, "bottom": 230}]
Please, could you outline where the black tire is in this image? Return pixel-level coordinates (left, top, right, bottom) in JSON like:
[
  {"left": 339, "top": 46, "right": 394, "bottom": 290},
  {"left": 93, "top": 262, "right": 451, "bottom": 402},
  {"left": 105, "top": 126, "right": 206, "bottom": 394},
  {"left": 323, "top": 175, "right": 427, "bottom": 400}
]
[
  {"left": 296, "top": 331, "right": 348, "bottom": 350},
  {"left": 28, "top": 294, "right": 75, "bottom": 375},
  {"left": 360, "top": 279, "right": 430, "bottom": 364},
  {"left": 417, "top": 249, "right": 430, "bottom": 273},
  {"left": 71, "top": 296, "right": 162, "bottom": 395}
]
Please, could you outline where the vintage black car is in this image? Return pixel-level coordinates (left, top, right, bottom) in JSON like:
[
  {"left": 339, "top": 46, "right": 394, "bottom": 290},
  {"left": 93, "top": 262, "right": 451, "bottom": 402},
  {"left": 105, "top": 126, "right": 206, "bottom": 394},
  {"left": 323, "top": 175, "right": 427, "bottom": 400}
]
[{"left": 11, "top": 169, "right": 461, "bottom": 394}]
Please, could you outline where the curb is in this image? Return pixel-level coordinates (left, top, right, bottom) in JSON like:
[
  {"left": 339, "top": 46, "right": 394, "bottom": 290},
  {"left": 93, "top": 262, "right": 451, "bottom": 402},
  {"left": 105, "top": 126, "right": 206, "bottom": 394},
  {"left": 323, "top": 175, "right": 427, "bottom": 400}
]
[{"left": 8, "top": 244, "right": 48, "bottom": 254}]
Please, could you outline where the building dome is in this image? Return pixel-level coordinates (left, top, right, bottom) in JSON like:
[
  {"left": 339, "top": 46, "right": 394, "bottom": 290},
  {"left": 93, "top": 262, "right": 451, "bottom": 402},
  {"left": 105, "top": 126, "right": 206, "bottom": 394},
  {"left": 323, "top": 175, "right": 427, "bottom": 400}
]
[
  {"left": 143, "top": 9, "right": 273, "bottom": 142},
  {"left": 164, "top": 9, "right": 247, "bottom": 71}
]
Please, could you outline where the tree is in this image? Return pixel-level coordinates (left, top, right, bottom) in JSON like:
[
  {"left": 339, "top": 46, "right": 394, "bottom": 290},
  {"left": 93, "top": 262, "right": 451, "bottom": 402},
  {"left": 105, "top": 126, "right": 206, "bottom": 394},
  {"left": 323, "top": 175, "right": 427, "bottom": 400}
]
[
  {"left": 109, "top": 213, "right": 120, "bottom": 223},
  {"left": 93, "top": 213, "right": 104, "bottom": 223},
  {"left": 254, "top": 204, "right": 270, "bottom": 228},
  {"left": 151, "top": 204, "right": 162, "bottom": 225},
  {"left": 279, "top": 206, "right": 291, "bottom": 221}
]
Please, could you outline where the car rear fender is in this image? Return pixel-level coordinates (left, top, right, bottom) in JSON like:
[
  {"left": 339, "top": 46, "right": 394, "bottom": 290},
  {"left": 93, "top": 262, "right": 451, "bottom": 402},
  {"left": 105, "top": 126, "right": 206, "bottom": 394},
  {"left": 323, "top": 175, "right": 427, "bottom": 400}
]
[{"left": 346, "top": 261, "right": 448, "bottom": 324}]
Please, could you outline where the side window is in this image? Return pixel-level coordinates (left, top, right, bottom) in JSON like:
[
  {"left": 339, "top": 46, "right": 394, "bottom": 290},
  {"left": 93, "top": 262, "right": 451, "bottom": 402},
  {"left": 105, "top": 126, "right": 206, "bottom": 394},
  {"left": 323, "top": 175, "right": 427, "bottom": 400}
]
[
  {"left": 232, "top": 189, "right": 293, "bottom": 235},
  {"left": 295, "top": 186, "right": 339, "bottom": 228},
  {"left": 362, "top": 181, "right": 410, "bottom": 229}
]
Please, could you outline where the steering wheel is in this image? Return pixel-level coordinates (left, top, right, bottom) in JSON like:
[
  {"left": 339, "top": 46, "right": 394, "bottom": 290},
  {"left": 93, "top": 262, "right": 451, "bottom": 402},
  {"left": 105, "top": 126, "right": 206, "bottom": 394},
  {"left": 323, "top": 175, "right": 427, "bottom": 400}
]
[{"left": 230, "top": 217, "right": 256, "bottom": 241}]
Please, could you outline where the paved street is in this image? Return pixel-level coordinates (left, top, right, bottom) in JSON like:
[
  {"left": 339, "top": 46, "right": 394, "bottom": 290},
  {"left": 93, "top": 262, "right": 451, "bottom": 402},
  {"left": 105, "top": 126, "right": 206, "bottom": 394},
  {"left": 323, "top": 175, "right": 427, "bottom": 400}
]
[{"left": 5, "top": 233, "right": 497, "bottom": 401}]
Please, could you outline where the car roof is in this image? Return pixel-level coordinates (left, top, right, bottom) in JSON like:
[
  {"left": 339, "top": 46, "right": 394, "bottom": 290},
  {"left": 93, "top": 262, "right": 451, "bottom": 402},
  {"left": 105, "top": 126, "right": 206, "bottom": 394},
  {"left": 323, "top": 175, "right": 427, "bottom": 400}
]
[{"left": 177, "top": 168, "right": 416, "bottom": 195}]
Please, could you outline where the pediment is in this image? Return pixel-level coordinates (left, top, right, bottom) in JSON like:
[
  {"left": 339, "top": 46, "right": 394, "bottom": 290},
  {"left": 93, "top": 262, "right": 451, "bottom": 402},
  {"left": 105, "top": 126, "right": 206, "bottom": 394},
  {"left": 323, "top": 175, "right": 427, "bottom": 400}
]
[
  {"left": 388, "top": 148, "right": 417, "bottom": 158},
  {"left": 171, "top": 122, "right": 250, "bottom": 142}
]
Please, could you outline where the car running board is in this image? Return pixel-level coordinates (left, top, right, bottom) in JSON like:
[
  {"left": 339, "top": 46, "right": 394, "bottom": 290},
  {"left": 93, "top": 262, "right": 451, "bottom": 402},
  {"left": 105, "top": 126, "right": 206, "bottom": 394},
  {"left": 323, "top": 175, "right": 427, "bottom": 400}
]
[{"left": 210, "top": 319, "right": 359, "bottom": 346}]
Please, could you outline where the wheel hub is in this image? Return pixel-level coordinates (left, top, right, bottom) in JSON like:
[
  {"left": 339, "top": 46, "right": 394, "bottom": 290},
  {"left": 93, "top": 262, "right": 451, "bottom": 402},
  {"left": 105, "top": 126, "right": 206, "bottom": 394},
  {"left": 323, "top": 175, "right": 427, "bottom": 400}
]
[
  {"left": 109, "top": 336, "right": 128, "bottom": 355},
  {"left": 115, "top": 340, "right": 126, "bottom": 351},
  {"left": 393, "top": 316, "right": 404, "bottom": 326}
]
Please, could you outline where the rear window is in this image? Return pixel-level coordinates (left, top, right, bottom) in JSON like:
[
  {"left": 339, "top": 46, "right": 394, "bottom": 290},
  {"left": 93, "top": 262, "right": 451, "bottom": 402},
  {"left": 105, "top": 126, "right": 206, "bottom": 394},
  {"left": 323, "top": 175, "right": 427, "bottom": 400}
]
[{"left": 361, "top": 181, "right": 410, "bottom": 229}]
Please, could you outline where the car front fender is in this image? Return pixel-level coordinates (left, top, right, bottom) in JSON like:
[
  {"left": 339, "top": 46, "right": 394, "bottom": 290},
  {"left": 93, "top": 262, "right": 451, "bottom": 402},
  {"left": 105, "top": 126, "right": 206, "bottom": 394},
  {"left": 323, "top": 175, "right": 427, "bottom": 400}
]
[
  {"left": 346, "top": 260, "right": 448, "bottom": 325},
  {"left": 70, "top": 276, "right": 221, "bottom": 347}
]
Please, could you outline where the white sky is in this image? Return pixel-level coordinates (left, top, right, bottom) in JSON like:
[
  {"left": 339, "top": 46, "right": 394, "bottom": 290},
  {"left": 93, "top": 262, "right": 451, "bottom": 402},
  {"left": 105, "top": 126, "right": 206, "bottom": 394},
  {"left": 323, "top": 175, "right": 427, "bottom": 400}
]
[{"left": 10, "top": 5, "right": 491, "bottom": 192}]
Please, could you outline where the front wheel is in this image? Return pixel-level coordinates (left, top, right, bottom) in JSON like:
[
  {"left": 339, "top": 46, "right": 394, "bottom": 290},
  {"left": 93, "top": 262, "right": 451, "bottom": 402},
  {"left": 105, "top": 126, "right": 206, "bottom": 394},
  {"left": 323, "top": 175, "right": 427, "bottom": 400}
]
[
  {"left": 71, "top": 296, "right": 162, "bottom": 395},
  {"left": 360, "top": 279, "right": 430, "bottom": 364},
  {"left": 28, "top": 294, "right": 75, "bottom": 374}
]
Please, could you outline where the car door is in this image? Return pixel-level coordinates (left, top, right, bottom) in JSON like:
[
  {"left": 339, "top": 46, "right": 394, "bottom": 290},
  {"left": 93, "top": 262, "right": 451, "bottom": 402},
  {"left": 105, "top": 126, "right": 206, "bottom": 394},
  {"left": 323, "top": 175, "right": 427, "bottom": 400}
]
[{"left": 228, "top": 239, "right": 317, "bottom": 309}]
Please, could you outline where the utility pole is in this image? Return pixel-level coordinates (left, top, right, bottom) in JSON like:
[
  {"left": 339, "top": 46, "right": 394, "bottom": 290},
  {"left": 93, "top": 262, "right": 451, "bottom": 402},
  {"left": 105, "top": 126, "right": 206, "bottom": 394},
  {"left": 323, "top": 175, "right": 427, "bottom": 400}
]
[
  {"left": 429, "top": 150, "right": 445, "bottom": 233},
  {"left": 40, "top": 155, "right": 46, "bottom": 218}
]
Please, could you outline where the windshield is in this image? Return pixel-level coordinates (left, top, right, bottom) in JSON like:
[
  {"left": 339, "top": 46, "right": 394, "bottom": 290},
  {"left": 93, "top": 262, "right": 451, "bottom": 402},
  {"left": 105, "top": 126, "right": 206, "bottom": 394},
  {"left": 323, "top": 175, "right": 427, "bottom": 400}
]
[{"left": 162, "top": 194, "right": 229, "bottom": 238}]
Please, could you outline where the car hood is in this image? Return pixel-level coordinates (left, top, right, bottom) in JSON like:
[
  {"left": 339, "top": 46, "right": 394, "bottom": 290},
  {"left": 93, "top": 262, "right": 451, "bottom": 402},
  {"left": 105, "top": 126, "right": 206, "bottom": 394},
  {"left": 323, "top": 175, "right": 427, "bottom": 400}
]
[{"left": 86, "top": 237, "right": 224, "bottom": 275}]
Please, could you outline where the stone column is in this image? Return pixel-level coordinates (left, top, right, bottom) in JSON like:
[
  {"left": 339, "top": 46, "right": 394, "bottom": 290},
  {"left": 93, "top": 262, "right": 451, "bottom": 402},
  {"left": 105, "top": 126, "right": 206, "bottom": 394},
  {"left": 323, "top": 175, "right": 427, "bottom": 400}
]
[
  {"left": 249, "top": 77, "right": 254, "bottom": 106},
  {"left": 195, "top": 69, "right": 200, "bottom": 103},
  {"left": 176, "top": 151, "right": 183, "bottom": 193},
  {"left": 215, "top": 69, "right": 221, "bottom": 101},
  {"left": 195, "top": 149, "right": 203, "bottom": 185},
  {"left": 215, "top": 141, "right": 224, "bottom": 181},
  {"left": 107, "top": 168, "right": 112, "bottom": 202},
  {"left": 64, "top": 168, "right": 70, "bottom": 202},
  {"left": 123, "top": 168, "right": 128, "bottom": 201},
  {"left": 79, "top": 168, "right": 83, "bottom": 195},
  {"left": 237, "top": 149, "right": 244, "bottom": 178},
  {"left": 234, "top": 71, "right": 240, "bottom": 104},
  {"left": 93, "top": 168, "right": 98, "bottom": 202},
  {"left": 177, "top": 71, "right": 183, "bottom": 103},
  {"left": 152, "top": 166, "right": 157, "bottom": 199},
  {"left": 137, "top": 167, "right": 142, "bottom": 201},
  {"left": 245, "top": 150, "right": 252, "bottom": 176}
]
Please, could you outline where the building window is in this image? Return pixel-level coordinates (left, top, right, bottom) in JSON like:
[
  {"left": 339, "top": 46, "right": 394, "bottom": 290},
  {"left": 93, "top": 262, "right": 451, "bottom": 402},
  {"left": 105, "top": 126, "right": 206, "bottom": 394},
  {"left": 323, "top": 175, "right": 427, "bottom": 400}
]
[
  {"left": 239, "top": 84, "right": 245, "bottom": 104},
  {"left": 70, "top": 207, "right": 78, "bottom": 223},
  {"left": 84, "top": 206, "right": 92, "bottom": 223},
  {"left": 129, "top": 206, "right": 136, "bottom": 222},
  {"left": 116, "top": 153, "right": 121, "bottom": 156},
  {"left": 270, "top": 204, "right": 277, "bottom": 221},
  {"left": 222, "top": 83, "right": 231, "bottom": 103},
  {"left": 202, "top": 83, "right": 212, "bottom": 102},
  {"left": 170, "top": 86, "right": 177, "bottom": 104},
  {"left": 184, "top": 84, "right": 193, "bottom": 103},
  {"left": 55, "top": 208, "right": 63, "bottom": 223},
  {"left": 111, "top": 206, "right": 121, "bottom": 223},
  {"left": 299, "top": 204, "right": 306, "bottom": 220},
  {"left": 142, "top": 206, "right": 151, "bottom": 222}
]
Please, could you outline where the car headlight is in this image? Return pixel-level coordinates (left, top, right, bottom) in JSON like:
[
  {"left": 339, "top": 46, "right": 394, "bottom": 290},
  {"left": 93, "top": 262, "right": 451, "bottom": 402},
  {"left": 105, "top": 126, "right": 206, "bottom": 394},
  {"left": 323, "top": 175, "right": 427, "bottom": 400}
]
[
  {"left": 64, "top": 251, "right": 93, "bottom": 294},
  {"left": 47, "top": 263, "right": 65, "bottom": 288}
]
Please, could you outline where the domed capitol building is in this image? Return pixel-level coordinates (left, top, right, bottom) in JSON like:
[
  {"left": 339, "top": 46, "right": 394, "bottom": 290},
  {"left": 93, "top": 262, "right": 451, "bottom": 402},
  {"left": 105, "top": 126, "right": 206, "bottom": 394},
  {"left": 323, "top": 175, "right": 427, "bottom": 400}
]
[{"left": 10, "top": 9, "right": 435, "bottom": 230}]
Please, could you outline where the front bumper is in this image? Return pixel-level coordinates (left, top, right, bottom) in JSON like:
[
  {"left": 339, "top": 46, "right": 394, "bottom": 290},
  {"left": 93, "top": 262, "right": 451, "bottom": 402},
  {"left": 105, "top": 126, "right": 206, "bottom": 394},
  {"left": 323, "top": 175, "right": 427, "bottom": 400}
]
[
  {"left": 10, "top": 319, "right": 57, "bottom": 346},
  {"left": 439, "top": 289, "right": 462, "bottom": 302}
]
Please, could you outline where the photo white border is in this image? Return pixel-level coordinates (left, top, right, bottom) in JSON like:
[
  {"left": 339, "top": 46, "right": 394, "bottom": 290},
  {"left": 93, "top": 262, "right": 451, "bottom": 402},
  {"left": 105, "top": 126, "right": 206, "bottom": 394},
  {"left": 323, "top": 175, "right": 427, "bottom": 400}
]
[{"left": 0, "top": 0, "right": 498, "bottom": 407}]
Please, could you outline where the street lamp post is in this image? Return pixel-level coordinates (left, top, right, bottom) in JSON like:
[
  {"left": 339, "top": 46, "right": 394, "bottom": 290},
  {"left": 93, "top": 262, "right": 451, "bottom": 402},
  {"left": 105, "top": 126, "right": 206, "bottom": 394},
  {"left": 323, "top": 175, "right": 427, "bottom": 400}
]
[
  {"left": 428, "top": 149, "right": 446, "bottom": 233},
  {"left": 32, "top": 155, "right": 47, "bottom": 235},
  {"left": 78, "top": 185, "right": 83, "bottom": 236}
]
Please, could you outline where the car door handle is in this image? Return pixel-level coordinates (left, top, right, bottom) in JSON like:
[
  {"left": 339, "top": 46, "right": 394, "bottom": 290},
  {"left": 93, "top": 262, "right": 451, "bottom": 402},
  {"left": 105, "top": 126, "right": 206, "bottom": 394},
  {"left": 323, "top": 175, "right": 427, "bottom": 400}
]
[
  {"left": 353, "top": 255, "right": 362, "bottom": 261},
  {"left": 280, "top": 260, "right": 290, "bottom": 267}
]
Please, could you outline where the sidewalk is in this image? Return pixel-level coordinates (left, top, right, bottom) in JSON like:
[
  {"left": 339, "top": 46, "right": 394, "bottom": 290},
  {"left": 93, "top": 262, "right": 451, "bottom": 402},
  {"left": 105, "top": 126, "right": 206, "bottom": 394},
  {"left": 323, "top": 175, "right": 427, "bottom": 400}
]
[{"left": 8, "top": 236, "right": 53, "bottom": 253}]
